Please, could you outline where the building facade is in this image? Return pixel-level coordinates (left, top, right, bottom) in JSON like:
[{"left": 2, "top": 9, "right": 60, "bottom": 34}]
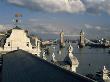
[{"left": 0, "top": 26, "right": 41, "bottom": 55}]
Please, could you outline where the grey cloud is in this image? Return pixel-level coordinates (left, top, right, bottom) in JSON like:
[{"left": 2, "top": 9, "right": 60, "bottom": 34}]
[{"left": 82, "top": 0, "right": 110, "bottom": 14}]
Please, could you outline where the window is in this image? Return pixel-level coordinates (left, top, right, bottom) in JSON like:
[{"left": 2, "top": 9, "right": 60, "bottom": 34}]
[
  {"left": 27, "top": 42, "right": 29, "bottom": 47},
  {"left": 8, "top": 42, "right": 10, "bottom": 46},
  {"left": 32, "top": 46, "right": 36, "bottom": 49}
]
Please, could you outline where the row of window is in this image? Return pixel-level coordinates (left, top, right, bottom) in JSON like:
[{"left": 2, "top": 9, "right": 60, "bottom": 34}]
[{"left": 8, "top": 42, "right": 30, "bottom": 47}]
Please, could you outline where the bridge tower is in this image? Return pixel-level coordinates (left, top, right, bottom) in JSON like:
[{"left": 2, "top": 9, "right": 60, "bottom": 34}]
[
  {"left": 60, "top": 30, "right": 65, "bottom": 48},
  {"left": 79, "top": 30, "right": 85, "bottom": 48}
]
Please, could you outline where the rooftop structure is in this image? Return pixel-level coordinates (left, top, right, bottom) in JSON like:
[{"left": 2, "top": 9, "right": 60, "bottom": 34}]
[
  {"left": 0, "top": 27, "right": 41, "bottom": 55},
  {"left": 2, "top": 50, "right": 96, "bottom": 82},
  {"left": 0, "top": 14, "right": 41, "bottom": 55},
  {"left": 67, "top": 44, "right": 79, "bottom": 72}
]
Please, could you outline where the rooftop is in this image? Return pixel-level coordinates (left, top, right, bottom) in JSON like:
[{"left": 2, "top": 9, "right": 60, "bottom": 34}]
[{"left": 2, "top": 50, "right": 96, "bottom": 82}]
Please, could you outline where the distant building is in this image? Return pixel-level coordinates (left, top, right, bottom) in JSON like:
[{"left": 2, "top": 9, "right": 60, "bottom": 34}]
[{"left": 0, "top": 26, "right": 41, "bottom": 55}]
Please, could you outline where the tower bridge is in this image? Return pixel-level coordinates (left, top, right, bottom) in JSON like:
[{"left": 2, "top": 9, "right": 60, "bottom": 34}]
[
  {"left": 64, "top": 34, "right": 100, "bottom": 44},
  {"left": 59, "top": 30, "right": 101, "bottom": 48}
]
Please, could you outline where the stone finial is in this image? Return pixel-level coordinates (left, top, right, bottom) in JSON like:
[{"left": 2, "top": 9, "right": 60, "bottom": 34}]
[
  {"left": 43, "top": 51, "right": 47, "bottom": 60},
  {"left": 68, "top": 44, "right": 73, "bottom": 53},
  {"left": 103, "top": 66, "right": 110, "bottom": 81},
  {"left": 52, "top": 52, "right": 57, "bottom": 62},
  {"left": 68, "top": 44, "right": 79, "bottom": 72}
]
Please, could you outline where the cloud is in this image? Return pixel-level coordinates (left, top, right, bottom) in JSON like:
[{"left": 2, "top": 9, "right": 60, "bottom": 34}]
[
  {"left": 25, "top": 18, "right": 80, "bottom": 35},
  {"left": 85, "top": 24, "right": 92, "bottom": 29},
  {"left": 6, "top": 0, "right": 85, "bottom": 13},
  {"left": 0, "top": 24, "right": 12, "bottom": 32},
  {"left": 84, "top": 23, "right": 110, "bottom": 39},
  {"left": 82, "top": 0, "right": 110, "bottom": 14},
  {"left": 5, "top": 0, "right": 110, "bottom": 15},
  {"left": 85, "top": 24, "right": 102, "bottom": 30},
  {"left": 95, "top": 26, "right": 101, "bottom": 30},
  {"left": 0, "top": 25, "right": 5, "bottom": 32}
]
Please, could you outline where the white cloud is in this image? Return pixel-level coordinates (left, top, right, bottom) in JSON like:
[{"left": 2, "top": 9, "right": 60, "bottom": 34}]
[
  {"left": 0, "top": 25, "right": 6, "bottom": 31},
  {"left": 85, "top": 24, "right": 92, "bottom": 29},
  {"left": 26, "top": 18, "right": 79, "bottom": 35},
  {"left": 85, "top": 24, "right": 102, "bottom": 30},
  {"left": 95, "top": 26, "right": 101, "bottom": 30},
  {"left": 0, "top": 24, "right": 12, "bottom": 32},
  {"left": 4, "top": 0, "right": 110, "bottom": 14},
  {"left": 6, "top": 0, "right": 85, "bottom": 13}
]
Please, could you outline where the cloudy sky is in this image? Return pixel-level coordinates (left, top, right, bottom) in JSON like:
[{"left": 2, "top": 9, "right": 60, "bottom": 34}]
[{"left": 0, "top": 0, "right": 110, "bottom": 39}]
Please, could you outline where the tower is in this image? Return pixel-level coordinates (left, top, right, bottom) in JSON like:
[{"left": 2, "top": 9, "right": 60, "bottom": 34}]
[
  {"left": 60, "top": 30, "right": 65, "bottom": 48},
  {"left": 79, "top": 30, "right": 85, "bottom": 48}
]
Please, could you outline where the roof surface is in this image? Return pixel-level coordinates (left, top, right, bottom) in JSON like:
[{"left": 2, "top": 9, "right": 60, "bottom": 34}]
[{"left": 2, "top": 50, "right": 96, "bottom": 82}]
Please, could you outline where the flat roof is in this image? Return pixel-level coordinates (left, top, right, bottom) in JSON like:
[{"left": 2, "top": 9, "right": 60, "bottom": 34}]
[{"left": 2, "top": 50, "right": 96, "bottom": 82}]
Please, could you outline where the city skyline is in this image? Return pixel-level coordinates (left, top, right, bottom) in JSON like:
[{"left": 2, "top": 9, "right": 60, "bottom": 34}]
[{"left": 0, "top": 0, "right": 110, "bottom": 39}]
